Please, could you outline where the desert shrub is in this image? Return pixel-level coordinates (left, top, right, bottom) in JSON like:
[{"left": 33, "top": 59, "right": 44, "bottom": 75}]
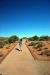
[
  {"left": 38, "top": 52, "right": 43, "bottom": 55},
  {"left": 8, "top": 38, "right": 14, "bottom": 43},
  {"left": 36, "top": 42, "right": 42, "bottom": 44},
  {"left": 33, "top": 42, "right": 44, "bottom": 49},
  {"left": 37, "top": 48, "right": 42, "bottom": 51},
  {"left": 44, "top": 47, "right": 48, "bottom": 50},
  {"left": 42, "top": 50, "right": 50, "bottom": 56},
  {"left": 36, "top": 42, "right": 45, "bottom": 46},
  {"left": 8, "top": 35, "right": 19, "bottom": 43},
  {"left": 32, "top": 36, "right": 39, "bottom": 41},
  {"left": 36, "top": 44, "right": 43, "bottom": 48},
  {"left": 33, "top": 46, "right": 38, "bottom": 49},
  {"left": 28, "top": 37, "right": 33, "bottom": 41},
  {"left": 0, "top": 41, "right": 5, "bottom": 48},
  {"left": 39, "top": 36, "right": 50, "bottom": 41},
  {"left": 4, "top": 41, "right": 10, "bottom": 45},
  {"left": 28, "top": 36, "right": 39, "bottom": 41},
  {"left": 28, "top": 36, "right": 50, "bottom": 41},
  {"left": 34, "top": 42, "right": 44, "bottom": 49},
  {"left": 28, "top": 42, "right": 36, "bottom": 46},
  {"left": 26, "top": 40, "right": 28, "bottom": 42}
]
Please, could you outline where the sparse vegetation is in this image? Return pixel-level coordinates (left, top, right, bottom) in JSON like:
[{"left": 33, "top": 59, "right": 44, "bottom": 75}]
[
  {"left": 8, "top": 35, "right": 19, "bottom": 43},
  {"left": 28, "top": 36, "right": 39, "bottom": 41},
  {"left": 28, "top": 41, "right": 44, "bottom": 49},
  {"left": 0, "top": 35, "right": 19, "bottom": 63},
  {"left": 36, "top": 43, "right": 43, "bottom": 49},
  {"left": 28, "top": 42, "right": 36, "bottom": 46},
  {"left": 41, "top": 50, "right": 50, "bottom": 56},
  {"left": 0, "top": 35, "right": 50, "bottom": 62},
  {"left": 28, "top": 36, "right": 50, "bottom": 41},
  {"left": 37, "top": 48, "right": 42, "bottom": 51},
  {"left": 0, "top": 41, "right": 5, "bottom": 48},
  {"left": 27, "top": 38, "right": 50, "bottom": 60},
  {"left": 39, "top": 36, "right": 50, "bottom": 41},
  {"left": 4, "top": 41, "right": 10, "bottom": 45},
  {"left": 32, "top": 36, "right": 39, "bottom": 41}
]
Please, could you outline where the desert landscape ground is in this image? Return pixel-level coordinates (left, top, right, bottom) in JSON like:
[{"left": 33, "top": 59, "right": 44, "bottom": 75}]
[
  {"left": 26, "top": 41, "right": 50, "bottom": 61},
  {"left": 0, "top": 36, "right": 18, "bottom": 63},
  {"left": 0, "top": 36, "right": 50, "bottom": 75},
  {"left": 0, "top": 39, "right": 50, "bottom": 75},
  {"left": 0, "top": 42, "right": 17, "bottom": 63}
]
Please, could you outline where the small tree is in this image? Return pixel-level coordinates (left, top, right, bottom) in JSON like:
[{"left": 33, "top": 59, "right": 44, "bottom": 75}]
[
  {"left": 28, "top": 42, "right": 36, "bottom": 46},
  {"left": 39, "top": 36, "right": 49, "bottom": 41},
  {"left": 8, "top": 35, "right": 19, "bottom": 43},
  {"left": 32, "top": 36, "right": 39, "bottom": 41}
]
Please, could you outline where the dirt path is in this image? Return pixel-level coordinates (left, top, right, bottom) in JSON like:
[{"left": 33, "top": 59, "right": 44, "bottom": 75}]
[{"left": 0, "top": 40, "right": 50, "bottom": 75}]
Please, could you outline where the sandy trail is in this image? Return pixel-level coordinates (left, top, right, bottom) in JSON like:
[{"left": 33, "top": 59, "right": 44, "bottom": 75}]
[{"left": 0, "top": 40, "right": 50, "bottom": 75}]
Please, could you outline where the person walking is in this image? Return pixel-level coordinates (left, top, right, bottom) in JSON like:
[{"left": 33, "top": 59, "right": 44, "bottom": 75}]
[{"left": 19, "top": 39, "right": 22, "bottom": 51}]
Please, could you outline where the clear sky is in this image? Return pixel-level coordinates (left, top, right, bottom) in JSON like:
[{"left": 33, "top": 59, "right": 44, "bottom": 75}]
[{"left": 0, "top": 0, "right": 50, "bottom": 38}]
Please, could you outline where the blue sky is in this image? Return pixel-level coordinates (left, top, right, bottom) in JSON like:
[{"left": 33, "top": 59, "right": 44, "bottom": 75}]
[{"left": 0, "top": 0, "right": 50, "bottom": 38}]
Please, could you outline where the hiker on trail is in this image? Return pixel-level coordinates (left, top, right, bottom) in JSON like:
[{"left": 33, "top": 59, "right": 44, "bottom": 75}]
[{"left": 19, "top": 39, "right": 22, "bottom": 50}]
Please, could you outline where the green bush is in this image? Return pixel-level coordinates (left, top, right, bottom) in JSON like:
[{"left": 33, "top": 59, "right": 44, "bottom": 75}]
[
  {"left": 39, "top": 36, "right": 50, "bottom": 41},
  {"left": 37, "top": 44, "right": 43, "bottom": 48},
  {"left": 28, "top": 36, "right": 50, "bottom": 41},
  {"left": 28, "top": 42, "right": 36, "bottom": 46},
  {"left": 0, "top": 41, "right": 5, "bottom": 48},
  {"left": 8, "top": 38, "right": 14, "bottom": 43},
  {"left": 42, "top": 50, "right": 50, "bottom": 56},
  {"left": 36, "top": 42, "right": 45, "bottom": 45},
  {"left": 8, "top": 35, "right": 19, "bottom": 43},
  {"left": 36, "top": 42, "right": 42, "bottom": 44},
  {"left": 4, "top": 41, "right": 10, "bottom": 45},
  {"left": 32, "top": 36, "right": 39, "bottom": 41},
  {"left": 28, "top": 36, "right": 39, "bottom": 41},
  {"left": 34, "top": 42, "right": 44, "bottom": 49}
]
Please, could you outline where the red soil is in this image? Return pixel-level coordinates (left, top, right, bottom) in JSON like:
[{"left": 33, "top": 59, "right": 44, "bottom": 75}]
[
  {"left": 0, "top": 41, "right": 18, "bottom": 63},
  {"left": 26, "top": 41, "right": 50, "bottom": 61}
]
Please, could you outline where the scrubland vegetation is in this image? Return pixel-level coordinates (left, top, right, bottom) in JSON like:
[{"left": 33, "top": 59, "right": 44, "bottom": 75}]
[
  {"left": 0, "top": 35, "right": 19, "bottom": 48},
  {"left": 26, "top": 35, "right": 50, "bottom": 61},
  {"left": 28, "top": 36, "right": 50, "bottom": 41},
  {"left": 0, "top": 35, "right": 19, "bottom": 62},
  {"left": 0, "top": 35, "right": 50, "bottom": 61}
]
